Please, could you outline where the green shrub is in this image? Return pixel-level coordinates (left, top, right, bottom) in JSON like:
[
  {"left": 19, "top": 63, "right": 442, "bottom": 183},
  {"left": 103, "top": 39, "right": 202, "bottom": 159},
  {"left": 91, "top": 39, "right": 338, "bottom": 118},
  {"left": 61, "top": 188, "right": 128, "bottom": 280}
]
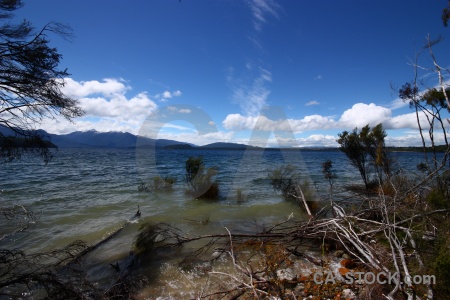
[
  {"left": 268, "top": 165, "right": 297, "bottom": 201},
  {"left": 432, "top": 239, "right": 450, "bottom": 296},
  {"left": 185, "top": 156, "right": 219, "bottom": 200},
  {"left": 134, "top": 222, "right": 160, "bottom": 254},
  {"left": 268, "top": 165, "right": 315, "bottom": 204},
  {"left": 322, "top": 159, "right": 337, "bottom": 189},
  {"left": 426, "top": 187, "right": 449, "bottom": 209}
]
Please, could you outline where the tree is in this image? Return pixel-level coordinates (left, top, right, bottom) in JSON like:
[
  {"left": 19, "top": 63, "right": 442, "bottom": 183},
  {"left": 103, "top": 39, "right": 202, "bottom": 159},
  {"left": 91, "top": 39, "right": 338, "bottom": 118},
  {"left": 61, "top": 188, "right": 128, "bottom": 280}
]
[
  {"left": 185, "top": 156, "right": 219, "bottom": 199},
  {"left": 337, "top": 128, "right": 370, "bottom": 189},
  {"left": 337, "top": 123, "right": 389, "bottom": 189},
  {"left": 443, "top": 1, "right": 450, "bottom": 27},
  {"left": 321, "top": 159, "right": 337, "bottom": 191},
  {"left": 0, "top": 0, "right": 83, "bottom": 163},
  {"left": 362, "top": 123, "right": 390, "bottom": 183},
  {"left": 398, "top": 37, "right": 450, "bottom": 176},
  {"left": 0, "top": 3, "right": 96, "bottom": 298},
  {"left": 268, "top": 164, "right": 315, "bottom": 216}
]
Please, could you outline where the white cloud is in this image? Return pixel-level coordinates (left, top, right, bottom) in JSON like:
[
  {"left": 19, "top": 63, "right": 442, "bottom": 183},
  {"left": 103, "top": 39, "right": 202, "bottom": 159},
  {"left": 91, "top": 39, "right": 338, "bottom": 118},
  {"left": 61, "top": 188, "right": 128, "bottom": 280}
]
[
  {"left": 247, "top": 0, "right": 279, "bottom": 31},
  {"left": 222, "top": 114, "right": 257, "bottom": 130},
  {"left": 155, "top": 90, "right": 182, "bottom": 102},
  {"left": 339, "top": 103, "right": 431, "bottom": 131},
  {"left": 296, "top": 135, "right": 338, "bottom": 148},
  {"left": 38, "top": 78, "right": 157, "bottom": 135},
  {"left": 230, "top": 134, "right": 338, "bottom": 148},
  {"left": 62, "top": 78, "right": 129, "bottom": 98},
  {"left": 289, "top": 115, "right": 336, "bottom": 132},
  {"left": 385, "top": 132, "right": 449, "bottom": 147},
  {"left": 222, "top": 113, "right": 335, "bottom": 133},
  {"left": 78, "top": 92, "right": 156, "bottom": 119},
  {"left": 156, "top": 131, "right": 234, "bottom": 146},
  {"left": 222, "top": 102, "right": 436, "bottom": 135},
  {"left": 229, "top": 67, "right": 272, "bottom": 116},
  {"left": 305, "top": 100, "right": 320, "bottom": 106},
  {"left": 339, "top": 103, "right": 392, "bottom": 128},
  {"left": 387, "top": 113, "right": 419, "bottom": 129},
  {"left": 167, "top": 106, "right": 191, "bottom": 114},
  {"left": 389, "top": 97, "right": 408, "bottom": 110},
  {"left": 208, "top": 121, "right": 215, "bottom": 126}
]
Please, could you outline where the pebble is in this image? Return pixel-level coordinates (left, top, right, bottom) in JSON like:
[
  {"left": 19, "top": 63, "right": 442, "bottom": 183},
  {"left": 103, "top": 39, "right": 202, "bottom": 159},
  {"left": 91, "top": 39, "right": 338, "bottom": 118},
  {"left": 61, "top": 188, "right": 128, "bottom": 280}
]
[
  {"left": 276, "top": 268, "right": 297, "bottom": 281},
  {"left": 342, "top": 288, "right": 356, "bottom": 299}
]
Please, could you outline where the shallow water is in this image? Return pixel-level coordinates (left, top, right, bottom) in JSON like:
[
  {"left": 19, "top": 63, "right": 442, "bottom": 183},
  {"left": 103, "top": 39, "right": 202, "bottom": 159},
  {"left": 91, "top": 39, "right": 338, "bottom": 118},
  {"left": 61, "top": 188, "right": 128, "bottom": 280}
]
[{"left": 0, "top": 148, "right": 426, "bottom": 297}]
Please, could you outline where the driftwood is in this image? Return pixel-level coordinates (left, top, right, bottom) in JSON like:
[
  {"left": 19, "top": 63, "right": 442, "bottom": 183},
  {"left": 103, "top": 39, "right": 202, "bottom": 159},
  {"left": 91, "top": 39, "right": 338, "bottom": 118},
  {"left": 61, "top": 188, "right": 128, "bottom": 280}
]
[{"left": 131, "top": 200, "right": 450, "bottom": 299}]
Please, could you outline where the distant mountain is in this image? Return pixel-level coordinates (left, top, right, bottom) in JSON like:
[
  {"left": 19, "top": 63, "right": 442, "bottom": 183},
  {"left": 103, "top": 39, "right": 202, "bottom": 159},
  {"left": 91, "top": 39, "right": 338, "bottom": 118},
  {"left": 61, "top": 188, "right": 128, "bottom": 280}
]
[
  {"left": 163, "top": 143, "right": 195, "bottom": 150},
  {"left": 53, "top": 130, "right": 190, "bottom": 148},
  {"left": 0, "top": 126, "right": 189, "bottom": 149},
  {"left": 200, "top": 142, "right": 262, "bottom": 150},
  {"left": 55, "top": 130, "right": 138, "bottom": 148}
]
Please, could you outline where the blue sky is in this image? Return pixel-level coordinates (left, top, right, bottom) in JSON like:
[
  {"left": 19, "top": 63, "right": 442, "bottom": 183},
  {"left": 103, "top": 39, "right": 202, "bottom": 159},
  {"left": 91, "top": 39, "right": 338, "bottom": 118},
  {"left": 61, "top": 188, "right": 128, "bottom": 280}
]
[{"left": 15, "top": 0, "right": 450, "bottom": 147}]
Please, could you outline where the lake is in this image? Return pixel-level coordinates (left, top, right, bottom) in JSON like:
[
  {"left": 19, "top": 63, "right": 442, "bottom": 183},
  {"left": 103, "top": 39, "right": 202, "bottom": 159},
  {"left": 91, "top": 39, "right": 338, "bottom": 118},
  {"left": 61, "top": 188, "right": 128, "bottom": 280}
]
[{"left": 0, "top": 148, "right": 426, "bottom": 298}]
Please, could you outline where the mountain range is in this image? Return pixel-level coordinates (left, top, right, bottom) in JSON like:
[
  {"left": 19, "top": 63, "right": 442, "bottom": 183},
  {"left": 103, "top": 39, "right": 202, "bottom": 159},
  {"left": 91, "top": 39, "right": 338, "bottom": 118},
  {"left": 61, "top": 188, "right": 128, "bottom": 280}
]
[{"left": 0, "top": 126, "right": 255, "bottom": 149}]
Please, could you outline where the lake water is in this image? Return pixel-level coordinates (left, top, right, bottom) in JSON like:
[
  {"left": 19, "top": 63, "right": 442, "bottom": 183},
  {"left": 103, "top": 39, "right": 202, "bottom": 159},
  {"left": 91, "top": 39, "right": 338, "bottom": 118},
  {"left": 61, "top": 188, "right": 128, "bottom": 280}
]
[{"left": 0, "top": 148, "right": 426, "bottom": 297}]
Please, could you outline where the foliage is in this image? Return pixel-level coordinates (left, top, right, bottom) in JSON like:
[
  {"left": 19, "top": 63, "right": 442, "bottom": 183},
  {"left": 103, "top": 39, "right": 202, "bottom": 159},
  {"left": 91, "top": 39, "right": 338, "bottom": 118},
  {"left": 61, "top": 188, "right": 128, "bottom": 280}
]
[
  {"left": 322, "top": 159, "right": 337, "bottom": 190},
  {"left": 138, "top": 176, "right": 176, "bottom": 193},
  {"left": 425, "top": 186, "right": 450, "bottom": 209},
  {"left": 399, "top": 84, "right": 450, "bottom": 173},
  {"left": 185, "top": 156, "right": 219, "bottom": 199},
  {"left": 417, "top": 161, "right": 428, "bottom": 173},
  {"left": 268, "top": 164, "right": 298, "bottom": 201},
  {"left": 398, "top": 37, "right": 450, "bottom": 184},
  {"left": 0, "top": 0, "right": 83, "bottom": 163},
  {"left": 185, "top": 156, "right": 203, "bottom": 184},
  {"left": 134, "top": 222, "right": 161, "bottom": 254},
  {"left": 337, "top": 123, "right": 390, "bottom": 189},
  {"left": 0, "top": 240, "right": 96, "bottom": 299},
  {"left": 268, "top": 164, "right": 315, "bottom": 206},
  {"left": 443, "top": 2, "right": 450, "bottom": 27},
  {"left": 432, "top": 234, "right": 450, "bottom": 296}
]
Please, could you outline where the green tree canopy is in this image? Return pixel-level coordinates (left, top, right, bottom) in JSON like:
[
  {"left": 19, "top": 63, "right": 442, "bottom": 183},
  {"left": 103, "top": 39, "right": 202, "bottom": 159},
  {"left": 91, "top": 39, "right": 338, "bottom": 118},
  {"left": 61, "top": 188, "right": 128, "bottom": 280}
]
[{"left": 337, "top": 123, "right": 389, "bottom": 189}]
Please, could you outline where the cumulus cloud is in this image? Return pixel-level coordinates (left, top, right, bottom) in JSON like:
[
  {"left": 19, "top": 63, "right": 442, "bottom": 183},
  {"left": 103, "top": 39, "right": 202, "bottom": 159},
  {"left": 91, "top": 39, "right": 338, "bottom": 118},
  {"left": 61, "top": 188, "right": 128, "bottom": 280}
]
[
  {"left": 78, "top": 92, "right": 156, "bottom": 119},
  {"left": 339, "top": 103, "right": 430, "bottom": 130},
  {"left": 62, "top": 78, "right": 129, "bottom": 98},
  {"left": 167, "top": 106, "right": 191, "bottom": 114},
  {"left": 38, "top": 78, "right": 158, "bottom": 134},
  {"left": 305, "top": 100, "right": 320, "bottom": 106},
  {"left": 339, "top": 103, "right": 392, "bottom": 128},
  {"left": 222, "top": 102, "right": 430, "bottom": 134},
  {"left": 296, "top": 135, "right": 338, "bottom": 148},
  {"left": 222, "top": 113, "right": 336, "bottom": 133},
  {"left": 155, "top": 90, "right": 182, "bottom": 102},
  {"left": 385, "top": 131, "right": 449, "bottom": 147},
  {"left": 230, "top": 134, "right": 338, "bottom": 148},
  {"left": 387, "top": 113, "right": 421, "bottom": 129},
  {"left": 157, "top": 131, "right": 234, "bottom": 146}
]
